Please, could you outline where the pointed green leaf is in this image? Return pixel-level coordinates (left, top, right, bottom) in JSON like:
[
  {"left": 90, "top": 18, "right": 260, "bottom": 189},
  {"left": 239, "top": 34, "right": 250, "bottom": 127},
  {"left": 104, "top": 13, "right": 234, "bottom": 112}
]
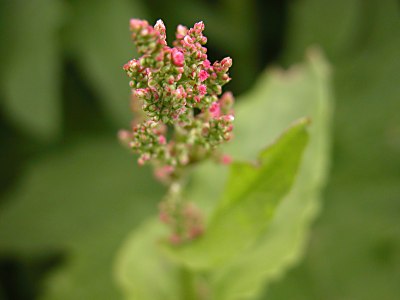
[{"left": 165, "top": 119, "right": 309, "bottom": 270}]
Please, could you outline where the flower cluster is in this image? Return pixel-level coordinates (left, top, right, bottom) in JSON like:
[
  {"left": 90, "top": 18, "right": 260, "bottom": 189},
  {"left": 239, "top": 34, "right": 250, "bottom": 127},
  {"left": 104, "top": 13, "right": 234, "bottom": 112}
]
[
  {"left": 120, "top": 19, "right": 234, "bottom": 243},
  {"left": 120, "top": 19, "right": 234, "bottom": 179},
  {"left": 159, "top": 200, "right": 203, "bottom": 244}
]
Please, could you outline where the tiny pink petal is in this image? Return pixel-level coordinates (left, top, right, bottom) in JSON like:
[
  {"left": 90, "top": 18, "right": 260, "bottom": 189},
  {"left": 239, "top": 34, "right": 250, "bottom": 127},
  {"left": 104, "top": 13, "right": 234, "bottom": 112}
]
[
  {"left": 221, "top": 154, "right": 232, "bottom": 165},
  {"left": 158, "top": 135, "right": 166, "bottom": 144},
  {"left": 199, "top": 70, "right": 209, "bottom": 82},
  {"left": 198, "top": 84, "right": 207, "bottom": 95},
  {"left": 209, "top": 102, "right": 221, "bottom": 118},
  {"left": 171, "top": 48, "right": 185, "bottom": 67}
]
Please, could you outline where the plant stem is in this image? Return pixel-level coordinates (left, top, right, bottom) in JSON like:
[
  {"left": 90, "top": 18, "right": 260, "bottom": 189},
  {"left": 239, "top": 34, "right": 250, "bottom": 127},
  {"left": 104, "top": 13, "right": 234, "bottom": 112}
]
[{"left": 180, "top": 266, "right": 198, "bottom": 300}]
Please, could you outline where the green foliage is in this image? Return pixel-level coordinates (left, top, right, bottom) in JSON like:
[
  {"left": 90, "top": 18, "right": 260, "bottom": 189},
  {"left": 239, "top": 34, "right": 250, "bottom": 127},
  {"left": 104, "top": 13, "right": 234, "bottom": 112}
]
[
  {"left": 265, "top": 1, "right": 400, "bottom": 300},
  {"left": 115, "top": 219, "right": 180, "bottom": 300},
  {"left": 0, "top": 137, "right": 163, "bottom": 299},
  {"left": 163, "top": 119, "right": 309, "bottom": 270},
  {"left": 116, "top": 120, "right": 309, "bottom": 300},
  {"left": 3, "top": 0, "right": 396, "bottom": 299},
  {"left": 115, "top": 52, "right": 332, "bottom": 299},
  {"left": 64, "top": 0, "right": 147, "bottom": 128},
  {"left": 0, "top": 0, "right": 146, "bottom": 140},
  {"left": 0, "top": 0, "right": 64, "bottom": 139}
]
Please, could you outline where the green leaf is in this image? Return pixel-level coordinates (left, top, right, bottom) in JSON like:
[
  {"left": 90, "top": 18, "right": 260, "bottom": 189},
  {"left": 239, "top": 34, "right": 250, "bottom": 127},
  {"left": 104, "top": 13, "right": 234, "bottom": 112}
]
[
  {"left": 115, "top": 219, "right": 180, "bottom": 300},
  {"left": 0, "top": 136, "right": 163, "bottom": 299},
  {"left": 209, "top": 50, "right": 332, "bottom": 300},
  {"left": 64, "top": 0, "right": 147, "bottom": 128},
  {"left": 0, "top": 0, "right": 64, "bottom": 139},
  {"left": 165, "top": 119, "right": 309, "bottom": 270}
]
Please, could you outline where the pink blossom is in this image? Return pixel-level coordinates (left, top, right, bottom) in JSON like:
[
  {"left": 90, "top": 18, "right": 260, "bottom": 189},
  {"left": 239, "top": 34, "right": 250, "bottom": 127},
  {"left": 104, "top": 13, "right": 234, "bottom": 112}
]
[
  {"left": 176, "top": 24, "right": 188, "bottom": 39},
  {"left": 130, "top": 19, "right": 148, "bottom": 30},
  {"left": 133, "top": 88, "right": 148, "bottom": 98},
  {"left": 171, "top": 48, "right": 185, "bottom": 67},
  {"left": 198, "top": 84, "right": 207, "bottom": 95},
  {"left": 184, "top": 35, "right": 193, "bottom": 44},
  {"left": 203, "top": 59, "right": 211, "bottom": 69},
  {"left": 154, "top": 19, "right": 166, "bottom": 44},
  {"left": 154, "top": 165, "right": 174, "bottom": 182},
  {"left": 221, "top": 154, "right": 232, "bottom": 165},
  {"left": 138, "top": 153, "right": 150, "bottom": 166},
  {"left": 193, "top": 21, "right": 205, "bottom": 33},
  {"left": 209, "top": 102, "right": 220, "bottom": 118},
  {"left": 199, "top": 70, "right": 209, "bottom": 82},
  {"left": 221, "top": 57, "right": 233, "bottom": 69},
  {"left": 158, "top": 135, "right": 166, "bottom": 144}
]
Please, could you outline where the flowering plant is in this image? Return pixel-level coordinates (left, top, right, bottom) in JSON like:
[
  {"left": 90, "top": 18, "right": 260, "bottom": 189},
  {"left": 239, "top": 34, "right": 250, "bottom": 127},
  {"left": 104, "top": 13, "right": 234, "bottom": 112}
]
[
  {"left": 115, "top": 19, "right": 331, "bottom": 300},
  {"left": 119, "top": 19, "right": 234, "bottom": 243}
]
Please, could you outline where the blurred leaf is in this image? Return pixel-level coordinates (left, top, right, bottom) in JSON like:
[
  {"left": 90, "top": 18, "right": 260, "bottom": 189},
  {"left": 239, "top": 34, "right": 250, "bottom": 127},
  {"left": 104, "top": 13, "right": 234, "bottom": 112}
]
[
  {"left": 165, "top": 119, "right": 309, "bottom": 270},
  {"left": 0, "top": 136, "right": 163, "bottom": 299},
  {"left": 282, "top": 0, "right": 362, "bottom": 63},
  {"left": 115, "top": 219, "right": 180, "bottom": 300},
  {"left": 0, "top": 0, "right": 64, "bottom": 139},
  {"left": 211, "top": 50, "right": 332, "bottom": 300},
  {"left": 64, "top": 0, "right": 147, "bottom": 128},
  {"left": 265, "top": 1, "right": 400, "bottom": 300},
  {"left": 115, "top": 51, "right": 332, "bottom": 300}
]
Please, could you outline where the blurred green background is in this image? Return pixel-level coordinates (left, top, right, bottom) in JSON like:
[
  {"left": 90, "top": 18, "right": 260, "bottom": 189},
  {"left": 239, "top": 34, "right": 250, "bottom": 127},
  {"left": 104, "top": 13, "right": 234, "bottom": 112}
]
[{"left": 0, "top": 0, "right": 399, "bottom": 299}]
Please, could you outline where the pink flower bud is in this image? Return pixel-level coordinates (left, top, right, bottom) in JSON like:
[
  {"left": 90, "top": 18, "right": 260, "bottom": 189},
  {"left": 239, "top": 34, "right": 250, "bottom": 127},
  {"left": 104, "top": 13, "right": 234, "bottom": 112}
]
[
  {"left": 184, "top": 35, "right": 193, "bottom": 44},
  {"left": 140, "top": 28, "right": 149, "bottom": 36},
  {"left": 154, "top": 165, "right": 174, "bottom": 182},
  {"left": 209, "top": 102, "right": 221, "bottom": 118},
  {"left": 118, "top": 130, "right": 131, "bottom": 144},
  {"left": 182, "top": 35, "right": 194, "bottom": 48},
  {"left": 134, "top": 88, "right": 147, "bottom": 98},
  {"left": 138, "top": 154, "right": 149, "bottom": 166},
  {"left": 223, "top": 114, "right": 235, "bottom": 122},
  {"left": 130, "top": 19, "right": 147, "bottom": 30},
  {"left": 199, "top": 70, "right": 209, "bottom": 82},
  {"left": 203, "top": 60, "right": 211, "bottom": 69},
  {"left": 154, "top": 19, "right": 166, "bottom": 44},
  {"left": 198, "top": 84, "right": 207, "bottom": 95},
  {"left": 221, "top": 57, "right": 233, "bottom": 69},
  {"left": 194, "top": 21, "right": 205, "bottom": 33},
  {"left": 171, "top": 48, "right": 185, "bottom": 67},
  {"left": 176, "top": 24, "right": 188, "bottom": 39},
  {"left": 175, "top": 85, "right": 186, "bottom": 98},
  {"left": 158, "top": 135, "right": 166, "bottom": 144},
  {"left": 221, "top": 154, "right": 232, "bottom": 165}
]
